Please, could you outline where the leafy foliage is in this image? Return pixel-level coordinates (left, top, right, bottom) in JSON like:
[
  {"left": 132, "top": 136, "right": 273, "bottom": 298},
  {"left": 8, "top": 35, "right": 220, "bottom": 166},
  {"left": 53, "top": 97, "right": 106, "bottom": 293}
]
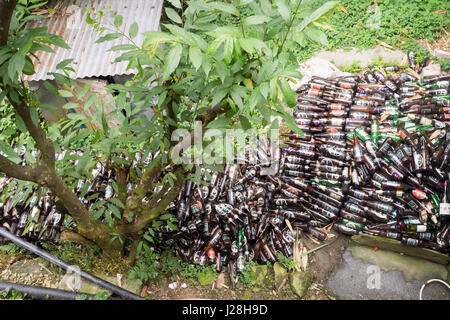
[
  {"left": 238, "top": 259, "right": 257, "bottom": 287},
  {"left": 289, "top": 0, "right": 449, "bottom": 62},
  {"left": 0, "top": 0, "right": 337, "bottom": 254},
  {"left": 0, "top": 287, "right": 29, "bottom": 300},
  {"left": 276, "top": 252, "right": 297, "bottom": 272}
]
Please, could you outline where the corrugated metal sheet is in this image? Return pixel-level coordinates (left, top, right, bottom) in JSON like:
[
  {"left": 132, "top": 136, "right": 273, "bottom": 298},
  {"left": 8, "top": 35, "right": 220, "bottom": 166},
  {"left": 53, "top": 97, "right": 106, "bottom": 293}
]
[{"left": 25, "top": 0, "right": 163, "bottom": 81}]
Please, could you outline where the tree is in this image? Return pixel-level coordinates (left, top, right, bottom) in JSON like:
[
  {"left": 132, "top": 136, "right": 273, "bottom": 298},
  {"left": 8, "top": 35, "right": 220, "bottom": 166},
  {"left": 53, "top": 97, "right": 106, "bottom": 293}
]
[{"left": 0, "top": 0, "right": 337, "bottom": 260}]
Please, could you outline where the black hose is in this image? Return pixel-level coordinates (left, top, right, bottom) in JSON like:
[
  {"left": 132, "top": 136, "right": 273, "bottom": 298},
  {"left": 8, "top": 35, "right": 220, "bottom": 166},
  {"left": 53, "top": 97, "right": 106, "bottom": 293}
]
[
  {"left": 0, "top": 281, "right": 121, "bottom": 300},
  {"left": 0, "top": 227, "right": 145, "bottom": 300}
]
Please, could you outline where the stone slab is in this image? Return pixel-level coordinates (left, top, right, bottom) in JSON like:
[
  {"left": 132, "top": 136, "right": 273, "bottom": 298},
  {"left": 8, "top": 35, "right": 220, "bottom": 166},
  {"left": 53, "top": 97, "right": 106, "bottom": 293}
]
[
  {"left": 326, "top": 249, "right": 450, "bottom": 300},
  {"left": 350, "top": 234, "right": 450, "bottom": 265},
  {"left": 314, "top": 46, "right": 407, "bottom": 68}
]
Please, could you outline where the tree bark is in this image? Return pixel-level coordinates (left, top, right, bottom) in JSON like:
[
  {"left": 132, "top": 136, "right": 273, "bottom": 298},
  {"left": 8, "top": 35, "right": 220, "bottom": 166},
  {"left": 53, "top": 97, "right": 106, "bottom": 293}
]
[{"left": 0, "top": 0, "right": 17, "bottom": 46}]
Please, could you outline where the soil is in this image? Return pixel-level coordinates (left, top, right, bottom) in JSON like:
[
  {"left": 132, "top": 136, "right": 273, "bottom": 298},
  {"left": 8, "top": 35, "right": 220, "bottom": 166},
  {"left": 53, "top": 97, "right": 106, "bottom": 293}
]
[
  {"left": 0, "top": 231, "right": 349, "bottom": 300},
  {"left": 417, "top": 32, "right": 450, "bottom": 54},
  {"left": 143, "top": 231, "right": 348, "bottom": 300}
]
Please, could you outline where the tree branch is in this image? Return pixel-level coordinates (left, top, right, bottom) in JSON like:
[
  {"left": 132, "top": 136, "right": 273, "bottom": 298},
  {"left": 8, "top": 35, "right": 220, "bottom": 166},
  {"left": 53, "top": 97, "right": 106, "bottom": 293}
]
[
  {"left": 6, "top": 92, "right": 56, "bottom": 168},
  {"left": 120, "top": 169, "right": 185, "bottom": 234},
  {"left": 0, "top": 0, "right": 17, "bottom": 46},
  {"left": 277, "top": 0, "right": 303, "bottom": 57},
  {"left": 0, "top": 154, "right": 41, "bottom": 182}
]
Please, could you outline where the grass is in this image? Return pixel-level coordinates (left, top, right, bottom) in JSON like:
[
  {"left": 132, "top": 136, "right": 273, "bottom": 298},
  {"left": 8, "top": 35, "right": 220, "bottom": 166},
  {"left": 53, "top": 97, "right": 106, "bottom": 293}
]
[
  {"left": 38, "top": 241, "right": 131, "bottom": 276},
  {"left": 291, "top": 0, "right": 449, "bottom": 69}
]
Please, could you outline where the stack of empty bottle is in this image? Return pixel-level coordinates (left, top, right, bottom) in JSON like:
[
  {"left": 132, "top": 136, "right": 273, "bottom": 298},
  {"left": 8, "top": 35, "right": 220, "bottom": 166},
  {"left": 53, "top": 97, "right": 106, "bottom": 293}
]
[
  {"left": 160, "top": 52, "right": 449, "bottom": 285},
  {"left": 0, "top": 148, "right": 152, "bottom": 243},
  {"left": 0, "top": 175, "right": 64, "bottom": 243},
  {"left": 278, "top": 51, "right": 450, "bottom": 252},
  {"left": 0, "top": 51, "right": 448, "bottom": 285}
]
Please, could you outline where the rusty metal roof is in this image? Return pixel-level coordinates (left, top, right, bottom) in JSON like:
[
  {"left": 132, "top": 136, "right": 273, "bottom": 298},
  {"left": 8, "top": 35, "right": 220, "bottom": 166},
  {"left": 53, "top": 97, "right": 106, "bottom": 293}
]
[{"left": 25, "top": 0, "right": 163, "bottom": 81}]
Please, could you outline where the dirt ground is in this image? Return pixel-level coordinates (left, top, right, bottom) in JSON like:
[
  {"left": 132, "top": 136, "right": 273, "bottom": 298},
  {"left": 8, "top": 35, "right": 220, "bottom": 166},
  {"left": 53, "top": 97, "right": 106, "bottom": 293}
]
[
  {"left": 0, "top": 230, "right": 349, "bottom": 300},
  {"left": 417, "top": 32, "right": 450, "bottom": 53},
  {"left": 144, "top": 231, "right": 349, "bottom": 300}
]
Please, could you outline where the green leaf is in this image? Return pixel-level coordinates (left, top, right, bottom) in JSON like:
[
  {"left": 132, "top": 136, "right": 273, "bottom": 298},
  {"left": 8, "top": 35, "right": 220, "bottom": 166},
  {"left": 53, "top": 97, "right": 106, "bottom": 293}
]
[
  {"left": 202, "top": 55, "right": 212, "bottom": 76},
  {"left": 159, "top": 214, "right": 173, "bottom": 220},
  {"left": 105, "top": 212, "right": 114, "bottom": 227},
  {"left": 109, "top": 198, "right": 124, "bottom": 208},
  {"left": 114, "top": 15, "right": 123, "bottom": 28},
  {"left": 43, "top": 81, "right": 59, "bottom": 96},
  {"left": 29, "top": 106, "right": 39, "bottom": 126},
  {"left": 107, "top": 204, "right": 121, "bottom": 219},
  {"left": 77, "top": 83, "right": 91, "bottom": 99},
  {"left": 280, "top": 111, "right": 305, "bottom": 136},
  {"left": 303, "top": 26, "right": 328, "bottom": 46},
  {"left": 211, "top": 86, "right": 228, "bottom": 106},
  {"left": 39, "top": 103, "right": 57, "bottom": 111},
  {"left": 67, "top": 113, "right": 86, "bottom": 121},
  {"left": 166, "top": 0, "right": 182, "bottom": 8},
  {"left": 8, "top": 54, "right": 25, "bottom": 80},
  {"left": 48, "top": 34, "right": 70, "bottom": 49},
  {"left": 296, "top": 1, "right": 338, "bottom": 33},
  {"left": 95, "top": 33, "right": 122, "bottom": 43},
  {"left": 58, "top": 90, "right": 73, "bottom": 98},
  {"left": 91, "top": 207, "right": 106, "bottom": 221},
  {"left": 56, "top": 59, "right": 74, "bottom": 70},
  {"left": 222, "top": 36, "right": 234, "bottom": 65},
  {"left": 244, "top": 15, "right": 272, "bottom": 25},
  {"left": 189, "top": 46, "right": 202, "bottom": 71},
  {"left": 62, "top": 102, "right": 79, "bottom": 110},
  {"left": 275, "top": 0, "right": 290, "bottom": 21},
  {"left": 15, "top": 114, "right": 27, "bottom": 133},
  {"left": 0, "top": 141, "right": 20, "bottom": 163},
  {"left": 162, "top": 43, "right": 183, "bottom": 79},
  {"left": 167, "top": 221, "right": 177, "bottom": 231},
  {"left": 239, "top": 115, "right": 252, "bottom": 130},
  {"left": 238, "top": 37, "right": 269, "bottom": 55},
  {"left": 209, "top": 2, "right": 239, "bottom": 15},
  {"left": 279, "top": 79, "right": 295, "bottom": 108},
  {"left": 107, "top": 44, "right": 136, "bottom": 52},
  {"left": 112, "top": 181, "right": 119, "bottom": 194},
  {"left": 206, "top": 117, "right": 231, "bottom": 129},
  {"left": 129, "top": 22, "right": 139, "bottom": 39},
  {"left": 165, "top": 8, "right": 182, "bottom": 24},
  {"left": 207, "top": 36, "right": 225, "bottom": 55}
]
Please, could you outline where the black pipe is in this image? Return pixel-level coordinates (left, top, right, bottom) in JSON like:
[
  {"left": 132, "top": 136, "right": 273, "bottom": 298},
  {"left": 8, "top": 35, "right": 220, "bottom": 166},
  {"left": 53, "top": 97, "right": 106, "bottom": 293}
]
[
  {"left": 0, "top": 227, "right": 145, "bottom": 300},
  {"left": 0, "top": 281, "right": 121, "bottom": 300}
]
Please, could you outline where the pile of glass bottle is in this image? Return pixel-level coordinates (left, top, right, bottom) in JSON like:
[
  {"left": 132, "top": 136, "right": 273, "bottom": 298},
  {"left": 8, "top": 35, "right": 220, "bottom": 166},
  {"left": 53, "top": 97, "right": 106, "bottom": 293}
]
[
  {"left": 0, "top": 150, "right": 146, "bottom": 244},
  {"left": 159, "top": 55, "right": 449, "bottom": 285},
  {"left": 0, "top": 52, "right": 448, "bottom": 286},
  {"left": 0, "top": 174, "right": 64, "bottom": 243}
]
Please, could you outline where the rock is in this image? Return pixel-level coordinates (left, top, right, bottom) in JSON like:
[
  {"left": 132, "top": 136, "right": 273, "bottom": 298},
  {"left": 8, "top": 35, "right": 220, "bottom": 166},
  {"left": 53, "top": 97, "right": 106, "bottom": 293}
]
[
  {"left": 215, "top": 272, "right": 226, "bottom": 289},
  {"left": 289, "top": 271, "right": 311, "bottom": 299},
  {"left": 9, "top": 259, "right": 51, "bottom": 277},
  {"left": 273, "top": 262, "right": 287, "bottom": 291},
  {"left": 250, "top": 265, "right": 268, "bottom": 286},
  {"left": 350, "top": 234, "right": 450, "bottom": 265},
  {"left": 314, "top": 46, "right": 406, "bottom": 69},
  {"left": 421, "top": 64, "right": 441, "bottom": 80},
  {"left": 435, "top": 49, "right": 450, "bottom": 60},
  {"left": 289, "top": 57, "right": 353, "bottom": 91},
  {"left": 447, "top": 264, "right": 450, "bottom": 285},
  {"left": 349, "top": 245, "right": 448, "bottom": 282},
  {"left": 327, "top": 250, "right": 450, "bottom": 300},
  {"left": 197, "top": 271, "right": 217, "bottom": 286},
  {"left": 58, "top": 273, "right": 140, "bottom": 295}
]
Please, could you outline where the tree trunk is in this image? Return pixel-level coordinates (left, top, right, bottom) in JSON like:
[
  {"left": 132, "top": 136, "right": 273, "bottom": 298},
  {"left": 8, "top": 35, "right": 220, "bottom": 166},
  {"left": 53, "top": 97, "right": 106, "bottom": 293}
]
[{"left": 40, "top": 166, "right": 124, "bottom": 259}]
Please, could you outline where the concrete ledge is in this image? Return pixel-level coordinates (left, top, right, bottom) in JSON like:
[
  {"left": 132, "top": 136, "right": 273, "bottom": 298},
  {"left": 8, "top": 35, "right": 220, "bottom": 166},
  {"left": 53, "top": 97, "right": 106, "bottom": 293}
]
[
  {"left": 350, "top": 234, "right": 450, "bottom": 266},
  {"left": 349, "top": 246, "right": 448, "bottom": 283}
]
